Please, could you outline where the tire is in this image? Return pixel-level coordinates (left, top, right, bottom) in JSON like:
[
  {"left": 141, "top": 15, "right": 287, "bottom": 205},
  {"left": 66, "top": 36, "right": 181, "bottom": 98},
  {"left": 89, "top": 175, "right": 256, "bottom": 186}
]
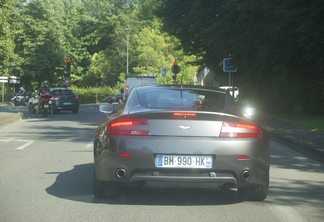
[
  {"left": 29, "top": 103, "right": 36, "bottom": 114},
  {"left": 42, "top": 109, "right": 48, "bottom": 117},
  {"left": 106, "top": 183, "right": 120, "bottom": 198},
  {"left": 238, "top": 180, "right": 269, "bottom": 201},
  {"left": 93, "top": 172, "right": 106, "bottom": 198},
  {"left": 93, "top": 170, "right": 120, "bottom": 199}
]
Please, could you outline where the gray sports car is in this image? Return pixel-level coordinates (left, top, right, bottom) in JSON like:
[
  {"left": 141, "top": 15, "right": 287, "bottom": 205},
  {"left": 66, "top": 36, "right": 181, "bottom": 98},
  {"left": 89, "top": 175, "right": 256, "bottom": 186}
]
[{"left": 93, "top": 85, "right": 270, "bottom": 201}]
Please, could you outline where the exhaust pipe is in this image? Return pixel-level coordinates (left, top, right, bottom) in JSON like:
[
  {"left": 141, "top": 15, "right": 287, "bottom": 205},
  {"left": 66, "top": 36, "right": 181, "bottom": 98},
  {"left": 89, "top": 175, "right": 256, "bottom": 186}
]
[
  {"left": 241, "top": 170, "right": 251, "bottom": 181},
  {"left": 116, "top": 168, "right": 127, "bottom": 178}
]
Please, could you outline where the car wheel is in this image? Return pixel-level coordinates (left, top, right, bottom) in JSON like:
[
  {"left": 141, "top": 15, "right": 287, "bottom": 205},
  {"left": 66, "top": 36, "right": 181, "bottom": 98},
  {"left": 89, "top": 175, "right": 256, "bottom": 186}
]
[
  {"left": 72, "top": 108, "right": 78, "bottom": 114},
  {"left": 106, "top": 183, "right": 120, "bottom": 198},
  {"left": 29, "top": 103, "right": 36, "bottom": 114},
  {"left": 93, "top": 172, "right": 106, "bottom": 198},
  {"left": 238, "top": 179, "right": 269, "bottom": 201}
]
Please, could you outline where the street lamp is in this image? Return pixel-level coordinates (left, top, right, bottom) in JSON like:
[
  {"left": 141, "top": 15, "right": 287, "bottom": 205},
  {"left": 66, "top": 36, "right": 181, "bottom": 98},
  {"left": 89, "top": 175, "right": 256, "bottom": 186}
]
[{"left": 125, "top": 28, "right": 129, "bottom": 78}]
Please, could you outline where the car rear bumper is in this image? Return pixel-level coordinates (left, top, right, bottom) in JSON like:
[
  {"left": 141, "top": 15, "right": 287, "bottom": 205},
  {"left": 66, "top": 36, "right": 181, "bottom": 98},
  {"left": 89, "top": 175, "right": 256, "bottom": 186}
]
[
  {"left": 94, "top": 136, "right": 270, "bottom": 188},
  {"left": 52, "top": 101, "right": 79, "bottom": 110}
]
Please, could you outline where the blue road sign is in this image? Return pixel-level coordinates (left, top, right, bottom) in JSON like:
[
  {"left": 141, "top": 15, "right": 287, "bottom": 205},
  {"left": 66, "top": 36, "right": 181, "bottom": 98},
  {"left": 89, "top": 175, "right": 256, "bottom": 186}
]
[
  {"left": 223, "top": 58, "right": 237, "bottom": 72},
  {"left": 162, "top": 68, "right": 166, "bottom": 77}
]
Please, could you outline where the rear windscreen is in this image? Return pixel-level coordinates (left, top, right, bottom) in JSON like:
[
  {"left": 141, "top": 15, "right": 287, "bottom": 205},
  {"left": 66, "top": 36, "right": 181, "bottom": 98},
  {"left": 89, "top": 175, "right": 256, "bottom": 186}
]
[{"left": 137, "top": 88, "right": 226, "bottom": 112}]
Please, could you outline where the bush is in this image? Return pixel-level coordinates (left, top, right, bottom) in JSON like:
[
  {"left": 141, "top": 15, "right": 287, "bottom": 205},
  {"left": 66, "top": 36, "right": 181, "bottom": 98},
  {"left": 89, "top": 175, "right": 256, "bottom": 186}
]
[{"left": 70, "top": 86, "right": 116, "bottom": 104}]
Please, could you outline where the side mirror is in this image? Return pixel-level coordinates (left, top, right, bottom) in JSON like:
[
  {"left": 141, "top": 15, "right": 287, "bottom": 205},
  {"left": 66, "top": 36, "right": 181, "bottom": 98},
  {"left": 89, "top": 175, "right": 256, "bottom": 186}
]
[
  {"left": 99, "top": 104, "right": 114, "bottom": 114},
  {"left": 241, "top": 106, "right": 256, "bottom": 118},
  {"left": 99, "top": 103, "right": 122, "bottom": 115}
]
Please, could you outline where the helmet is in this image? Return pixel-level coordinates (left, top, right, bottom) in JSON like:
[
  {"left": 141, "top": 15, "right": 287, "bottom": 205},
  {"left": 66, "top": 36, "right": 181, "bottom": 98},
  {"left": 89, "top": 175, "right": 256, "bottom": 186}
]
[{"left": 20, "top": 87, "right": 24, "bottom": 91}]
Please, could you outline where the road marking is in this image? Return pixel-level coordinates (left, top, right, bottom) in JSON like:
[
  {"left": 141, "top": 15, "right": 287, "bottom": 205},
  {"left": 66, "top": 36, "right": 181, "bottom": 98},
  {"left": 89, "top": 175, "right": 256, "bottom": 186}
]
[
  {"left": 0, "top": 138, "right": 15, "bottom": 143},
  {"left": 85, "top": 141, "right": 93, "bottom": 149},
  {"left": 16, "top": 140, "right": 35, "bottom": 150},
  {"left": 0, "top": 138, "right": 34, "bottom": 150}
]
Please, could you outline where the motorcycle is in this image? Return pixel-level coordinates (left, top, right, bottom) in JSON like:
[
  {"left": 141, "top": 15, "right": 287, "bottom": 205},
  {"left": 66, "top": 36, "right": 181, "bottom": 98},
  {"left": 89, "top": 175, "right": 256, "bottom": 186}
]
[
  {"left": 38, "top": 92, "right": 53, "bottom": 117},
  {"left": 11, "top": 93, "right": 29, "bottom": 106}
]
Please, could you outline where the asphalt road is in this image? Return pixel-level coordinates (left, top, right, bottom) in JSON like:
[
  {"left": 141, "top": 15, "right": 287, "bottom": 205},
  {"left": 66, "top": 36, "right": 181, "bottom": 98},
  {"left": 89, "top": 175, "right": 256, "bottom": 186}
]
[{"left": 0, "top": 105, "right": 324, "bottom": 222}]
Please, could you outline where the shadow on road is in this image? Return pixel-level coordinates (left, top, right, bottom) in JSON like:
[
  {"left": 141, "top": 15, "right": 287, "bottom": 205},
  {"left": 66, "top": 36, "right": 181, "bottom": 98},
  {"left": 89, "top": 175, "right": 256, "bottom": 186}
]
[{"left": 45, "top": 163, "right": 243, "bottom": 206}]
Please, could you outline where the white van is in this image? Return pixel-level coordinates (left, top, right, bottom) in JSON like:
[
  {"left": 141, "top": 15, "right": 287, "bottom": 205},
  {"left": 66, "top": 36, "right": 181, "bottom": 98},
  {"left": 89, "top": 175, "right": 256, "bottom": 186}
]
[
  {"left": 123, "top": 75, "right": 157, "bottom": 101},
  {"left": 219, "top": 86, "right": 239, "bottom": 101}
]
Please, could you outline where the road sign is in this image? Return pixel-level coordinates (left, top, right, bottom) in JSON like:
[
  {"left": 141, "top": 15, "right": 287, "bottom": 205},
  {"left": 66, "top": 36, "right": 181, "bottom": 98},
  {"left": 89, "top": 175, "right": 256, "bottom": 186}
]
[
  {"left": 223, "top": 58, "right": 237, "bottom": 72},
  {"left": 162, "top": 68, "right": 166, "bottom": 77},
  {"left": 9, "top": 76, "right": 20, "bottom": 84},
  {"left": 0, "top": 76, "right": 8, "bottom": 83}
]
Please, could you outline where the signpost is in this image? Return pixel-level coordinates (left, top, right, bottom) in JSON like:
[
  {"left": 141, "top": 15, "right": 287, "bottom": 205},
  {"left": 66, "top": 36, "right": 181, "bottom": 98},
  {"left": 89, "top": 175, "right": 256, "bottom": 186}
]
[
  {"left": 0, "top": 76, "right": 21, "bottom": 103},
  {"left": 0, "top": 76, "right": 8, "bottom": 103},
  {"left": 223, "top": 58, "right": 237, "bottom": 99},
  {"left": 9, "top": 76, "right": 20, "bottom": 84},
  {"left": 223, "top": 58, "right": 237, "bottom": 73},
  {"left": 161, "top": 68, "right": 167, "bottom": 84},
  {"left": 161, "top": 68, "right": 166, "bottom": 77}
]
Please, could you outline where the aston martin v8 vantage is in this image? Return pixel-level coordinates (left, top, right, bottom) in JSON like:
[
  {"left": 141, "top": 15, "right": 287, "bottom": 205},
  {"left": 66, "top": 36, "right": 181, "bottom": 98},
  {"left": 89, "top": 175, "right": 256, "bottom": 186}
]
[{"left": 93, "top": 85, "right": 270, "bottom": 201}]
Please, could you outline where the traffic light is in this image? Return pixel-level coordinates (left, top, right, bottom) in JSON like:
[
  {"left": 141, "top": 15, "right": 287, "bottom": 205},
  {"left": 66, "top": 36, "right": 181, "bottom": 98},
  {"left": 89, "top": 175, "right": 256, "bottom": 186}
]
[
  {"left": 65, "top": 58, "right": 71, "bottom": 80},
  {"left": 171, "top": 60, "right": 180, "bottom": 74}
]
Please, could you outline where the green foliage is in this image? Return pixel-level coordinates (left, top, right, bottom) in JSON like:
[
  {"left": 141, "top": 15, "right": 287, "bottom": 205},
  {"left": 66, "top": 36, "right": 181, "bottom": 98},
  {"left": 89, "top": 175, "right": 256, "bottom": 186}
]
[
  {"left": 157, "top": 0, "right": 324, "bottom": 115},
  {"left": 70, "top": 86, "right": 116, "bottom": 104}
]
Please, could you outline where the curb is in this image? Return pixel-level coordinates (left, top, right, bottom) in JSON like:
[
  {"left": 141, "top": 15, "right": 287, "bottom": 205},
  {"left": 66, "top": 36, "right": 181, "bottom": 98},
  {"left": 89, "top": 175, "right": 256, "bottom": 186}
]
[
  {"left": 264, "top": 129, "right": 324, "bottom": 163},
  {"left": 0, "top": 112, "right": 24, "bottom": 129}
]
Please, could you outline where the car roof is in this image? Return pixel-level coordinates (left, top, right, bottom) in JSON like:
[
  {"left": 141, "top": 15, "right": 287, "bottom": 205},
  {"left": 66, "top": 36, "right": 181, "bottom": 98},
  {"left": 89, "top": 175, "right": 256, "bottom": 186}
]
[
  {"left": 135, "top": 84, "right": 227, "bottom": 92},
  {"left": 50, "top": 87, "right": 72, "bottom": 91}
]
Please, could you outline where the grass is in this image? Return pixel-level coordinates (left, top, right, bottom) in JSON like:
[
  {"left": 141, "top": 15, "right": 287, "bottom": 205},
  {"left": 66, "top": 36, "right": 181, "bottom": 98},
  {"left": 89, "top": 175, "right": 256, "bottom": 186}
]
[{"left": 273, "top": 115, "right": 324, "bottom": 132}]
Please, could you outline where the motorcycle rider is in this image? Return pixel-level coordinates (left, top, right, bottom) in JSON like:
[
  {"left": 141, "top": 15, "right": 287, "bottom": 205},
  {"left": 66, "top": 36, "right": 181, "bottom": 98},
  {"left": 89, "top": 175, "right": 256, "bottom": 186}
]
[
  {"left": 36, "top": 82, "right": 52, "bottom": 115},
  {"left": 17, "top": 86, "right": 26, "bottom": 103}
]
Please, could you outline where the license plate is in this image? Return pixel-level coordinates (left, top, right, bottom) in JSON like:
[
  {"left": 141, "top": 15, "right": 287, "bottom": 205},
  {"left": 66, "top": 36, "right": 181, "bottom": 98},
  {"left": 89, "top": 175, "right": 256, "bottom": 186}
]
[
  {"left": 44, "top": 104, "right": 49, "bottom": 108},
  {"left": 155, "top": 155, "right": 212, "bottom": 168},
  {"left": 63, "top": 102, "right": 71, "bottom": 105}
]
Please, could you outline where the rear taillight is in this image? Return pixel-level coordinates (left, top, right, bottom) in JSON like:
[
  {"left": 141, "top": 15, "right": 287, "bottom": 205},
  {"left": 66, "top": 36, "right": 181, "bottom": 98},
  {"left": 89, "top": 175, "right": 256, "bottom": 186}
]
[
  {"left": 75, "top": 95, "right": 79, "bottom": 99},
  {"left": 108, "top": 120, "right": 150, "bottom": 136},
  {"left": 50, "top": 96, "right": 59, "bottom": 100},
  {"left": 219, "top": 122, "right": 262, "bottom": 138},
  {"left": 44, "top": 98, "right": 49, "bottom": 102},
  {"left": 125, "top": 86, "right": 129, "bottom": 91}
]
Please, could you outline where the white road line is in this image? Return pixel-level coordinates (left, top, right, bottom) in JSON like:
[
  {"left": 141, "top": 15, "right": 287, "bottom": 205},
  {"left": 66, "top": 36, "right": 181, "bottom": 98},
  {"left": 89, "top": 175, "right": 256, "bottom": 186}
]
[
  {"left": 0, "top": 138, "right": 15, "bottom": 143},
  {"left": 85, "top": 141, "right": 93, "bottom": 149},
  {"left": 16, "top": 140, "right": 35, "bottom": 150}
]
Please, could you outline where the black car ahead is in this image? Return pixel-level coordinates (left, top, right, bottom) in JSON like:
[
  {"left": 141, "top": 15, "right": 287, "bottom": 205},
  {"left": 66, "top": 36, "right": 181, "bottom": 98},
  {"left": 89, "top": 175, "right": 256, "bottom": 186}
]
[
  {"left": 29, "top": 87, "right": 79, "bottom": 114},
  {"left": 50, "top": 88, "right": 79, "bottom": 113},
  {"left": 105, "top": 92, "right": 123, "bottom": 104}
]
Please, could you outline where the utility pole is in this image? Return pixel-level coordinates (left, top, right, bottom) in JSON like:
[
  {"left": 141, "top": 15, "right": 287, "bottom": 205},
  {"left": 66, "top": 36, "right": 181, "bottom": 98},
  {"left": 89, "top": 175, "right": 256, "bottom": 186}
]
[{"left": 125, "top": 28, "right": 129, "bottom": 78}]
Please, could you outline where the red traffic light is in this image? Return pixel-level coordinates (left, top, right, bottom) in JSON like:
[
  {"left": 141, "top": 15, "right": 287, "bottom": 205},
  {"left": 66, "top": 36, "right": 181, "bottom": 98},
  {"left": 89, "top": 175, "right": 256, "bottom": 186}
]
[
  {"left": 172, "top": 60, "right": 181, "bottom": 74},
  {"left": 66, "top": 58, "right": 71, "bottom": 63}
]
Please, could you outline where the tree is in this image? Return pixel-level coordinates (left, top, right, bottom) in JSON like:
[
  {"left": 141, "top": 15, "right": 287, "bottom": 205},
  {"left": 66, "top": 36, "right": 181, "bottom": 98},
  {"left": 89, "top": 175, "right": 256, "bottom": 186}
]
[
  {"left": 0, "top": 0, "right": 20, "bottom": 77},
  {"left": 156, "top": 0, "right": 324, "bottom": 115}
]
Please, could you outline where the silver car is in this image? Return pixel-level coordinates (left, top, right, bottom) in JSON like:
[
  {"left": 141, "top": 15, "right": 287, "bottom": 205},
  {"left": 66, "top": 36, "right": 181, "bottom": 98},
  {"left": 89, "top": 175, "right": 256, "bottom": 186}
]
[{"left": 93, "top": 85, "right": 270, "bottom": 201}]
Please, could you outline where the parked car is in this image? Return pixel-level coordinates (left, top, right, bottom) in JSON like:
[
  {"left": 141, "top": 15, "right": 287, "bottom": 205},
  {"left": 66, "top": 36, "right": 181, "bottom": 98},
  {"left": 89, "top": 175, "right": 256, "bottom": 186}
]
[
  {"left": 28, "top": 87, "right": 79, "bottom": 114},
  {"left": 93, "top": 84, "right": 270, "bottom": 201},
  {"left": 105, "top": 92, "right": 123, "bottom": 104}
]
